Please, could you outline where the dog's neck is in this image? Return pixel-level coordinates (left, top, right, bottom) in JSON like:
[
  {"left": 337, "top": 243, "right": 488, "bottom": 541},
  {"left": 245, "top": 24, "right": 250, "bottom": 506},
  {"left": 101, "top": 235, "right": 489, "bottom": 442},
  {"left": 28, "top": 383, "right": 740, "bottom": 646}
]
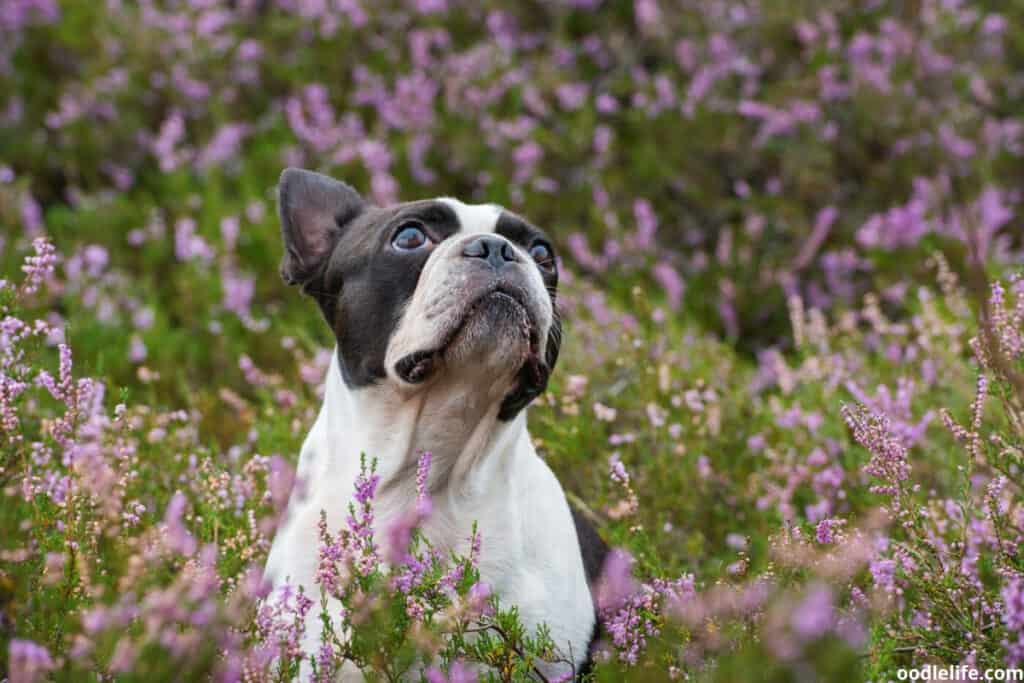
[{"left": 316, "top": 349, "right": 530, "bottom": 496}]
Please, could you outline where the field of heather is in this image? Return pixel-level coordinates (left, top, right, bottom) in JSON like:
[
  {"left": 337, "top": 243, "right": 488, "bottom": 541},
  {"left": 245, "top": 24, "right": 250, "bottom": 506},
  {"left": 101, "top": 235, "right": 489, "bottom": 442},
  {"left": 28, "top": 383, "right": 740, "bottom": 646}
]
[{"left": 2, "top": 1, "right": 1024, "bottom": 681}]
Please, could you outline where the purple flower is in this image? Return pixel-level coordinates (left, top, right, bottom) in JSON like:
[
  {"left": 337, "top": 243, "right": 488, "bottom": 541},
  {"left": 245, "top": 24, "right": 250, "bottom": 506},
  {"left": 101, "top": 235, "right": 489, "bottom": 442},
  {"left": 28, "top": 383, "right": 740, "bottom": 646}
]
[
  {"left": 163, "top": 491, "right": 197, "bottom": 556},
  {"left": 566, "top": 233, "right": 606, "bottom": 273},
  {"left": 652, "top": 262, "right": 685, "bottom": 310},
  {"left": 412, "top": 0, "right": 447, "bottom": 13},
  {"left": 512, "top": 141, "right": 543, "bottom": 182},
  {"left": 221, "top": 270, "right": 255, "bottom": 318},
  {"left": 195, "top": 123, "right": 249, "bottom": 170},
  {"left": 631, "top": 199, "right": 657, "bottom": 251},
  {"left": 385, "top": 510, "right": 421, "bottom": 564},
  {"left": 601, "top": 574, "right": 693, "bottom": 664},
  {"left": 609, "top": 457, "right": 629, "bottom": 486},
  {"left": 8, "top": 638, "right": 56, "bottom": 683},
  {"left": 415, "top": 451, "right": 432, "bottom": 499},
  {"left": 856, "top": 179, "right": 933, "bottom": 250},
  {"left": 790, "top": 584, "right": 835, "bottom": 641},
  {"left": 220, "top": 216, "right": 240, "bottom": 250},
  {"left": 343, "top": 459, "right": 381, "bottom": 575},
  {"left": 594, "top": 548, "right": 637, "bottom": 613},
  {"left": 1002, "top": 576, "right": 1024, "bottom": 633},
  {"left": 236, "top": 38, "right": 263, "bottom": 62},
  {"left": 869, "top": 558, "right": 897, "bottom": 593},
  {"left": 174, "top": 218, "right": 215, "bottom": 264},
  {"left": 426, "top": 660, "right": 476, "bottom": 683},
  {"left": 815, "top": 518, "right": 841, "bottom": 545},
  {"left": 596, "top": 93, "right": 619, "bottom": 113},
  {"left": 19, "top": 193, "right": 43, "bottom": 236},
  {"left": 634, "top": 0, "right": 660, "bottom": 29},
  {"left": 841, "top": 404, "right": 911, "bottom": 499},
  {"left": 129, "top": 336, "right": 147, "bottom": 363},
  {"left": 315, "top": 641, "right": 337, "bottom": 681},
  {"left": 195, "top": 8, "right": 231, "bottom": 36},
  {"left": 152, "top": 110, "right": 187, "bottom": 172},
  {"left": 80, "top": 244, "right": 108, "bottom": 277},
  {"left": 555, "top": 82, "right": 589, "bottom": 111},
  {"left": 794, "top": 206, "right": 838, "bottom": 269},
  {"left": 20, "top": 237, "right": 56, "bottom": 295},
  {"left": 467, "top": 580, "right": 491, "bottom": 615},
  {"left": 1, "top": 0, "right": 58, "bottom": 32},
  {"left": 35, "top": 343, "right": 73, "bottom": 401},
  {"left": 258, "top": 583, "right": 314, "bottom": 663},
  {"left": 353, "top": 465, "right": 379, "bottom": 506}
]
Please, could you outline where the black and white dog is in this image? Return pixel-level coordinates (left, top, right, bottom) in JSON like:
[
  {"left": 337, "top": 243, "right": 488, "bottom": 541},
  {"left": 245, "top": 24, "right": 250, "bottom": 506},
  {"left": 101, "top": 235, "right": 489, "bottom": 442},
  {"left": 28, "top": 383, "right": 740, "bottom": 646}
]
[{"left": 264, "top": 168, "right": 608, "bottom": 678}]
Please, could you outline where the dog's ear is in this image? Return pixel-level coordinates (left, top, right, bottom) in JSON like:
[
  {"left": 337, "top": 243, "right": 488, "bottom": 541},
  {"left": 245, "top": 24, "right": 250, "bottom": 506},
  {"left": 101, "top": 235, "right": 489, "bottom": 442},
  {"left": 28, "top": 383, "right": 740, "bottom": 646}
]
[{"left": 278, "top": 167, "right": 366, "bottom": 286}]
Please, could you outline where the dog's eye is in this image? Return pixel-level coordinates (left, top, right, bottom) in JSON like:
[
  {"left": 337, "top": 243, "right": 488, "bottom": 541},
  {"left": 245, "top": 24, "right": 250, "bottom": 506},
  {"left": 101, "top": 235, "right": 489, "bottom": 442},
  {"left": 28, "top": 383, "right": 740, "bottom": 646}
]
[
  {"left": 528, "top": 243, "right": 554, "bottom": 270},
  {"left": 393, "top": 225, "right": 430, "bottom": 251}
]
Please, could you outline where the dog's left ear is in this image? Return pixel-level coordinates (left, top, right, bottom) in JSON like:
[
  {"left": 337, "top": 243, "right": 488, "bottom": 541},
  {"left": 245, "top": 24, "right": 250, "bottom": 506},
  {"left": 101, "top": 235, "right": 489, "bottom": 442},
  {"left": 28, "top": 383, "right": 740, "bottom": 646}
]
[{"left": 278, "top": 167, "right": 366, "bottom": 287}]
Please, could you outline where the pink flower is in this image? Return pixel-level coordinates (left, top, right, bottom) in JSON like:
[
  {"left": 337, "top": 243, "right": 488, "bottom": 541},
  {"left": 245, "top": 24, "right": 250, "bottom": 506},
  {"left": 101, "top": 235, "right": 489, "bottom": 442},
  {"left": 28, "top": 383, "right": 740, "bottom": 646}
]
[
  {"left": 790, "top": 584, "right": 835, "bottom": 641},
  {"left": 594, "top": 549, "right": 638, "bottom": 613},
  {"left": 163, "top": 491, "right": 197, "bottom": 556},
  {"left": 814, "top": 518, "right": 842, "bottom": 545},
  {"left": 221, "top": 270, "right": 255, "bottom": 318},
  {"left": 426, "top": 660, "right": 476, "bottom": 683},
  {"left": 195, "top": 123, "right": 249, "bottom": 170},
  {"left": 8, "top": 639, "right": 56, "bottom": 683},
  {"left": 174, "top": 218, "right": 215, "bottom": 264},
  {"left": 20, "top": 237, "right": 56, "bottom": 295},
  {"left": 632, "top": 199, "right": 657, "bottom": 251},
  {"left": 152, "top": 110, "right": 187, "bottom": 172},
  {"left": 653, "top": 262, "right": 685, "bottom": 309}
]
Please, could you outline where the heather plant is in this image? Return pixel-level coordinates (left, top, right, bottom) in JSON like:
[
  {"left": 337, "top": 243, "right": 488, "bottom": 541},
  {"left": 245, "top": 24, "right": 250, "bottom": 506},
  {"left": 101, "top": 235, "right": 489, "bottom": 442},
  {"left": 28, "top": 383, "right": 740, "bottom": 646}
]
[
  {"left": 850, "top": 276, "right": 1024, "bottom": 676},
  {"left": 533, "top": 263, "right": 1024, "bottom": 679}
]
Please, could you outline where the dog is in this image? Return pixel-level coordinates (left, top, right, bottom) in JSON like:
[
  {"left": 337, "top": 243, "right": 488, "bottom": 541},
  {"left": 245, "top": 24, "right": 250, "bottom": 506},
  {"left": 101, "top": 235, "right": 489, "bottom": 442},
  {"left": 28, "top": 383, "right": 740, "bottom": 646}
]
[{"left": 263, "top": 168, "right": 609, "bottom": 679}]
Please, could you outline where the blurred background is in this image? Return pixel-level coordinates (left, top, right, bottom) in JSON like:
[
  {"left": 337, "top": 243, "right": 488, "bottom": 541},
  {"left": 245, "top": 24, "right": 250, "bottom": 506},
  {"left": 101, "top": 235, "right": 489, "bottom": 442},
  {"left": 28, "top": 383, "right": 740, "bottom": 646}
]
[
  {"left": 2, "top": 1, "right": 1024, "bottom": 680},
  {"left": 2, "top": 0, "right": 1020, "bottom": 375}
]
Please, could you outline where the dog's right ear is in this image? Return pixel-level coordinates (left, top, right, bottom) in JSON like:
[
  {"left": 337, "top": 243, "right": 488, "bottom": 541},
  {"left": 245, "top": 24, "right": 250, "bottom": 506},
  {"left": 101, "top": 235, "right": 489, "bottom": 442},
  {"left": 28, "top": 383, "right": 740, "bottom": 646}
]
[{"left": 278, "top": 167, "right": 366, "bottom": 287}]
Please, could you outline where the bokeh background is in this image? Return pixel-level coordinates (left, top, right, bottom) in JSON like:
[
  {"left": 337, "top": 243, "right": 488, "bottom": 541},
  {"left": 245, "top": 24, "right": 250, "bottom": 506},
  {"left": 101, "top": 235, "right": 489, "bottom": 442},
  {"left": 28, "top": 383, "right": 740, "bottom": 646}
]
[{"left": 2, "top": 1, "right": 1024, "bottom": 681}]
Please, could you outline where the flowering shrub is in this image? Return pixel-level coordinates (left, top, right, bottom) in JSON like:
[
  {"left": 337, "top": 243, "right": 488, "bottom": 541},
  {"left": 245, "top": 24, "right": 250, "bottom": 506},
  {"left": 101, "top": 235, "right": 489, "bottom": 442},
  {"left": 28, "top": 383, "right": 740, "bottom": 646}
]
[
  {"left": 851, "top": 277, "right": 1024, "bottom": 674},
  {"left": 3, "top": 0, "right": 1024, "bottom": 681}
]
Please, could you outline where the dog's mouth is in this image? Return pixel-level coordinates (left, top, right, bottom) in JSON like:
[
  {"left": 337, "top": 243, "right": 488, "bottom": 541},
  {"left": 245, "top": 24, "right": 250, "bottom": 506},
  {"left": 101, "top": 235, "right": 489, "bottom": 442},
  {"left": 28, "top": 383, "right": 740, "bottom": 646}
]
[{"left": 394, "top": 286, "right": 542, "bottom": 385}]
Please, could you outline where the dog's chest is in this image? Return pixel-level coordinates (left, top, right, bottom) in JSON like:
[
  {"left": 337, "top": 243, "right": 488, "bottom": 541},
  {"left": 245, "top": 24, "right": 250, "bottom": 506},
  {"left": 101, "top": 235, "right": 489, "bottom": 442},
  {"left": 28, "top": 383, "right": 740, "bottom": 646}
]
[
  {"left": 267, "top": 446, "right": 595, "bottom": 676},
  {"left": 395, "top": 472, "right": 596, "bottom": 666}
]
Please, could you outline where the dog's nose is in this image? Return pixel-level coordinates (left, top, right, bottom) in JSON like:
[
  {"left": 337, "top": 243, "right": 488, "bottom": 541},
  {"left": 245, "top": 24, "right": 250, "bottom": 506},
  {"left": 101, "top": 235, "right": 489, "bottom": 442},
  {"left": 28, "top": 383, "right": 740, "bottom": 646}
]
[{"left": 461, "top": 235, "right": 520, "bottom": 269}]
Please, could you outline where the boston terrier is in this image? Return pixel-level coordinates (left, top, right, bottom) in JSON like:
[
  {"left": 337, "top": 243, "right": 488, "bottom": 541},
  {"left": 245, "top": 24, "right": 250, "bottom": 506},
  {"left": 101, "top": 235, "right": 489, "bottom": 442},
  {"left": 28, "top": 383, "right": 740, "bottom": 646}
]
[{"left": 263, "top": 168, "right": 609, "bottom": 679}]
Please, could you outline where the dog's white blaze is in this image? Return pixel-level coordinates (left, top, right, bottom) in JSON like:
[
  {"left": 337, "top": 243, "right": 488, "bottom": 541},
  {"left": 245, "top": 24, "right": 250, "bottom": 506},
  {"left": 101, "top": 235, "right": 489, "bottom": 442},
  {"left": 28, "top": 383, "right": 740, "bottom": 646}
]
[{"left": 437, "top": 197, "right": 502, "bottom": 234}]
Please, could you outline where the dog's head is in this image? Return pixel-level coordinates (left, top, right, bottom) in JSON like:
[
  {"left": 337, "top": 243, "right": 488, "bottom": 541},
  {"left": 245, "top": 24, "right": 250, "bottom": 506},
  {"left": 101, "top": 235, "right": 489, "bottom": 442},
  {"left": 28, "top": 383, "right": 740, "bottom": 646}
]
[{"left": 278, "top": 168, "right": 561, "bottom": 420}]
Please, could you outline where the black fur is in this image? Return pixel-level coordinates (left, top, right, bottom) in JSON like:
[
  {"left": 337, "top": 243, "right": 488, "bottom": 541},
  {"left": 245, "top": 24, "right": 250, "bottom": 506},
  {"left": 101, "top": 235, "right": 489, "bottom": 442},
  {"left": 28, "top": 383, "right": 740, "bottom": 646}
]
[
  {"left": 570, "top": 506, "right": 609, "bottom": 678},
  {"left": 318, "top": 200, "right": 462, "bottom": 385},
  {"left": 495, "top": 212, "right": 562, "bottom": 421},
  {"left": 570, "top": 507, "right": 610, "bottom": 586}
]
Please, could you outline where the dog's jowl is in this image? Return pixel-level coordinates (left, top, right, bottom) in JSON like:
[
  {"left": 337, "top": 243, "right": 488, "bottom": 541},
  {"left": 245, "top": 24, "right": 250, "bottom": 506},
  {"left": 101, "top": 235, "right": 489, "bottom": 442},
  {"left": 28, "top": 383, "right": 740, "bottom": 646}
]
[{"left": 264, "top": 168, "right": 608, "bottom": 679}]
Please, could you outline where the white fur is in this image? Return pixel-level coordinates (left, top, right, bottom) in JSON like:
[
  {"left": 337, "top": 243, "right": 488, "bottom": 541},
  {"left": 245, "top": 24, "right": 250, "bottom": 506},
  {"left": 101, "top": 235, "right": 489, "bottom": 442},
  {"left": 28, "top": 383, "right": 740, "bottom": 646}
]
[
  {"left": 437, "top": 197, "right": 502, "bottom": 235},
  {"left": 384, "top": 230, "right": 553, "bottom": 388},
  {"left": 265, "top": 201, "right": 593, "bottom": 680}
]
